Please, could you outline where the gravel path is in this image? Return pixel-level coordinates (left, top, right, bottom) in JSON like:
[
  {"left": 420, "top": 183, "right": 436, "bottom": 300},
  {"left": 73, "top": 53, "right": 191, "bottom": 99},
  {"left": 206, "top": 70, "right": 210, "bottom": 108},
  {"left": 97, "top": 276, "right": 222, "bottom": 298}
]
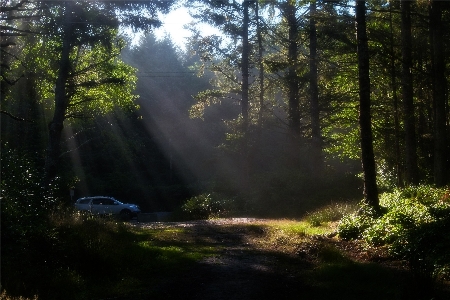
[
  {"left": 129, "top": 218, "right": 309, "bottom": 299},
  {"left": 125, "top": 218, "right": 450, "bottom": 300},
  {"left": 141, "top": 218, "right": 308, "bottom": 300}
]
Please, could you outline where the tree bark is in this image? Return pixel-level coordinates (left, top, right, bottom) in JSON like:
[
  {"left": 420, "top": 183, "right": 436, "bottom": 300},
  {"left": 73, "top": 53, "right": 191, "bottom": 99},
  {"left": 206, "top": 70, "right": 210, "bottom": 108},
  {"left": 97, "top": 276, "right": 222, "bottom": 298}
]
[
  {"left": 429, "top": 0, "right": 448, "bottom": 186},
  {"left": 309, "top": 0, "right": 322, "bottom": 169},
  {"left": 242, "top": 0, "right": 249, "bottom": 133},
  {"left": 44, "top": 2, "right": 73, "bottom": 184},
  {"left": 389, "top": 1, "right": 403, "bottom": 186},
  {"left": 356, "top": 0, "right": 379, "bottom": 209},
  {"left": 286, "top": 2, "right": 300, "bottom": 137},
  {"left": 240, "top": 0, "right": 250, "bottom": 187},
  {"left": 401, "top": 0, "right": 418, "bottom": 186},
  {"left": 256, "top": 0, "right": 264, "bottom": 129}
]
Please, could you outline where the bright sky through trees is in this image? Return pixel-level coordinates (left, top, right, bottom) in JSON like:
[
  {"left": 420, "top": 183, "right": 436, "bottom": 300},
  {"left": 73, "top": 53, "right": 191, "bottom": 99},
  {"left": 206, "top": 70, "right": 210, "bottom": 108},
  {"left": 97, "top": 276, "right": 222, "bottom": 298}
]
[
  {"left": 154, "top": 6, "right": 192, "bottom": 47},
  {"left": 154, "top": 6, "right": 221, "bottom": 49}
]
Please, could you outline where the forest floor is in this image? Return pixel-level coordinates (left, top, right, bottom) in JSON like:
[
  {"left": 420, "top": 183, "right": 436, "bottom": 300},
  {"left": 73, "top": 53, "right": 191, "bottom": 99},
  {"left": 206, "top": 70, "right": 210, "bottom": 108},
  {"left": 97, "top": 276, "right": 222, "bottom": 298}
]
[{"left": 127, "top": 218, "right": 450, "bottom": 300}]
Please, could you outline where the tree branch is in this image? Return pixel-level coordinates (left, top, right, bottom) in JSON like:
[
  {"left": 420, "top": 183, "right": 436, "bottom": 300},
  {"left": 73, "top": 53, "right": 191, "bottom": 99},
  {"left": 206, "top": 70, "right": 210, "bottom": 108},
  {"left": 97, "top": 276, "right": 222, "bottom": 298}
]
[
  {"left": 0, "top": 0, "right": 30, "bottom": 13},
  {"left": 0, "top": 110, "right": 33, "bottom": 122},
  {"left": 59, "top": 137, "right": 98, "bottom": 158}
]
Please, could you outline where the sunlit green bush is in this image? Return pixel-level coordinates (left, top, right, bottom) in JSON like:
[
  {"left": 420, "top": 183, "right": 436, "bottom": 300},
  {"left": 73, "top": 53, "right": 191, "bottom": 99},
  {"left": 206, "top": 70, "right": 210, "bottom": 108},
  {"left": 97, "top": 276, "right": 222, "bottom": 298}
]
[
  {"left": 337, "top": 202, "right": 383, "bottom": 240},
  {"left": 179, "top": 193, "right": 236, "bottom": 220},
  {"left": 338, "top": 185, "right": 450, "bottom": 281},
  {"left": 305, "top": 202, "right": 358, "bottom": 227}
]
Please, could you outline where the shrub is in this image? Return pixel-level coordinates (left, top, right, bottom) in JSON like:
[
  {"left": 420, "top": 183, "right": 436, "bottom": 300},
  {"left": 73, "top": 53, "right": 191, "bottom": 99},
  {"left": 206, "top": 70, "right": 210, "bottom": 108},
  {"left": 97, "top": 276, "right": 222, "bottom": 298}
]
[
  {"left": 337, "top": 202, "right": 382, "bottom": 240},
  {"left": 390, "top": 204, "right": 450, "bottom": 281},
  {"left": 338, "top": 185, "right": 450, "bottom": 281},
  {"left": 0, "top": 291, "right": 38, "bottom": 300},
  {"left": 305, "top": 202, "right": 358, "bottom": 227},
  {"left": 179, "top": 193, "right": 236, "bottom": 220}
]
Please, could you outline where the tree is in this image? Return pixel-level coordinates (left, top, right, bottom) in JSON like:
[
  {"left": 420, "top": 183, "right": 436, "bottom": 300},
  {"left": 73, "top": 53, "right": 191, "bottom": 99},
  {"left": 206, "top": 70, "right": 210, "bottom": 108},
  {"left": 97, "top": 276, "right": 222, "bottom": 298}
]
[
  {"left": 0, "top": 0, "right": 36, "bottom": 108},
  {"left": 283, "top": 0, "right": 301, "bottom": 137},
  {"left": 356, "top": 0, "right": 379, "bottom": 209},
  {"left": 429, "top": 0, "right": 448, "bottom": 187},
  {"left": 187, "top": 0, "right": 261, "bottom": 183},
  {"left": 388, "top": 0, "right": 402, "bottom": 186},
  {"left": 309, "top": 0, "right": 322, "bottom": 170},
  {"left": 35, "top": 0, "right": 175, "bottom": 184},
  {"left": 401, "top": 0, "right": 418, "bottom": 185},
  {"left": 256, "top": 0, "right": 265, "bottom": 129},
  {"left": 240, "top": 0, "right": 251, "bottom": 185}
]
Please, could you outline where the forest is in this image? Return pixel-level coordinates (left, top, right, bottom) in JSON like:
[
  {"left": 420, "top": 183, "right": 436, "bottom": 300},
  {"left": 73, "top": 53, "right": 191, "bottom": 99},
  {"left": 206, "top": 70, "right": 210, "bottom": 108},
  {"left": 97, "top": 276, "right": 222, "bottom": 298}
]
[{"left": 1, "top": 0, "right": 449, "bottom": 299}]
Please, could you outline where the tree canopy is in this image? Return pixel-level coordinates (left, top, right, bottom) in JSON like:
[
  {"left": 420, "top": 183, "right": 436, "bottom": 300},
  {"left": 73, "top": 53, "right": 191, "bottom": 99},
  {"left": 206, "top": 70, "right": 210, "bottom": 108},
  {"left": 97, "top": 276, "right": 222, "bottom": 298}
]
[{"left": 2, "top": 0, "right": 449, "bottom": 211}]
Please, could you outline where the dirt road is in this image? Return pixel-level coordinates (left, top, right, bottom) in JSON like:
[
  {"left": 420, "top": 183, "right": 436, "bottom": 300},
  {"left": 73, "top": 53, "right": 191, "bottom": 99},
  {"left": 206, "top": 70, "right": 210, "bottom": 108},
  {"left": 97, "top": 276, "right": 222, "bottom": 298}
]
[
  {"left": 135, "top": 219, "right": 307, "bottom": 299},
  {"left": 127, "top": 218, "right": 449, "bottom": 300}
]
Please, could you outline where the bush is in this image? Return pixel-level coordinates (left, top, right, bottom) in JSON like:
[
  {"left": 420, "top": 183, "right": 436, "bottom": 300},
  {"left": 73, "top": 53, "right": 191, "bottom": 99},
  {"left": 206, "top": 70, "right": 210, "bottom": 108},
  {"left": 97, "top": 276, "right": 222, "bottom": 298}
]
[
  {"left": 390, "top": 204, "right": 450, "bottom": 281},
  {"left": 1, "top": 147, "right": 84, "bottom": 299},
  {"left": 338, "top": 185, "right": 450, "bottom": 281},
  {"left": 337, "top": 202, "right": 383, "bottom": 240},
  {"left": 179, "top": 193, "right": 236, "bottom": 220},
  {"left": 0, "top": 291, "right": 38, "bottom": 300},
  {"left": 305, "top": 202, "right": 358, "bottom": 227}
]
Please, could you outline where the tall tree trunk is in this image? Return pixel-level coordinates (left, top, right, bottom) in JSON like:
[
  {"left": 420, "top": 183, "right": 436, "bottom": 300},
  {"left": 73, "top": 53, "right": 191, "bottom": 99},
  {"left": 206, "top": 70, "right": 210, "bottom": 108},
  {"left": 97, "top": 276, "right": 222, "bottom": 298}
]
[
  {"left": 309, "top": 0, "right": 322, "bottom": 170},
  {"left": 401, "top": 0, "right": 419, "bottom": 186},
  {"left": 256, "top": 0, "right": 264, "bottom": 129},
  {"left": 356, "top": 0, "right": 379, "bottom": 209},
  {"left": 286, "top": 2, "right": 300, "bottom": 137},
  {"left": 240, "top": 0, "right": 250, "bottom": 187},
  {"left": 389, "top": 1, "right": 403, "bottom": 187},
  {"left": 429, "top": 0, "right": 447, "bottom": 186},
  {"left": 242, "top": 0, "right": 249, "bottom": 133},
  {"left": 44, "top": 2, "right": 73, "bottom": 184}
]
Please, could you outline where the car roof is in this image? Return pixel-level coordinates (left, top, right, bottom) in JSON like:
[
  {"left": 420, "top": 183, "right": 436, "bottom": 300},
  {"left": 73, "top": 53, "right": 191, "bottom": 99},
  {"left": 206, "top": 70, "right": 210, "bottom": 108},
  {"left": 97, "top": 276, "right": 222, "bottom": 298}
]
[{"left": 76, "top": 196, "right": 115, "bottom": 201}]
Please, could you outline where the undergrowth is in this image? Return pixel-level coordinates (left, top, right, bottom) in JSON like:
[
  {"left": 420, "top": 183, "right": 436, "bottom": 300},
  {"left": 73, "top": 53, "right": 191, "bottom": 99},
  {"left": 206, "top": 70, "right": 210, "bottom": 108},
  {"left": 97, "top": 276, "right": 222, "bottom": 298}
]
[
  {"left": 305, "top": 202, "right": 359, "bottom": 226},
  {"left": 4, "top": 183, "right": 450, "bottom": 299},
  {"left": 177, "top": 192, "right": 237, "bottom": 220},
  {"left": 338, "top": 185, "right": 450, "bottom": 284},
  {"left": 1, "top": 210, "right": 216, "bottom": 300}
]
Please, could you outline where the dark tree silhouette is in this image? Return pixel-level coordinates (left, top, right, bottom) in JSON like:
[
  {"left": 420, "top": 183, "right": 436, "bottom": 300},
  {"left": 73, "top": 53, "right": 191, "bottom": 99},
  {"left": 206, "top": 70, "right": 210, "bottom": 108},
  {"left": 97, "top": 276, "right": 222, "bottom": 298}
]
[{"left": 356, "top": 0, "right": 379, "bottom": 209}]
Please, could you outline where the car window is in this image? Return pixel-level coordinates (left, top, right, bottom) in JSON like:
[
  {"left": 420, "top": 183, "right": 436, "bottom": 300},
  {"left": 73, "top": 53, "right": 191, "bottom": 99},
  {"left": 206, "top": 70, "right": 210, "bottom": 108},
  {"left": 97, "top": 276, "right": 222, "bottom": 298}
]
[
  {"left": 91, "top": 199, "right": 102, "bottom": 205},
  {"left": 78, "top": 199, "right": 91, "bottom": 204},
  {"left": 103, "top": 198, "right": 116, "bottom": 205}
]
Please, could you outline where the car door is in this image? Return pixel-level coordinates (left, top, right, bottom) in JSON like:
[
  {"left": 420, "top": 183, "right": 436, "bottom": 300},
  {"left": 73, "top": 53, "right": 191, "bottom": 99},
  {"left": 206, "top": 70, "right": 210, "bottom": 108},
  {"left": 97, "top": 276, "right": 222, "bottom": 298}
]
[
  {"left": 100, "top": 198, "right": 118, "bottom": 215},
  {"left": 75, "top": 198, "right": 91, "bottom": 212},
  {"left": 90, "top": 198, "right": 103, "bottom": 214}
]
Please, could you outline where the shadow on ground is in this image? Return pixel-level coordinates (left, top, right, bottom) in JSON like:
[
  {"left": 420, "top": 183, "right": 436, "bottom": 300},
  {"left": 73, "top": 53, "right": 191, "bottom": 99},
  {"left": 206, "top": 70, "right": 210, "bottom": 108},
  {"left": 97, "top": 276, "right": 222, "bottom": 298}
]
[{"left": 130, "top": 221, "right": 450, "bottom": 300}]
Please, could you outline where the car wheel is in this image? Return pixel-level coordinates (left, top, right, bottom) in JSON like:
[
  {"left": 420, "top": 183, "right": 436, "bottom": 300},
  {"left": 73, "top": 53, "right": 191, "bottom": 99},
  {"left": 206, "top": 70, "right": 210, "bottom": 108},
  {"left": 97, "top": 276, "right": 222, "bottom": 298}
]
[{"left": 120, "top": 209, "right": 131, "bottom": 221}]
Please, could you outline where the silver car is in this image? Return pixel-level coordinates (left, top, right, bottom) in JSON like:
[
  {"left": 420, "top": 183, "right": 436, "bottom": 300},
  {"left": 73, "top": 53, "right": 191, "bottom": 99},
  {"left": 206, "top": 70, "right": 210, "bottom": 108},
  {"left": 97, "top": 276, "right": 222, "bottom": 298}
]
[{"left": 74, "top": 196, "right": 140, "bottom": 220}]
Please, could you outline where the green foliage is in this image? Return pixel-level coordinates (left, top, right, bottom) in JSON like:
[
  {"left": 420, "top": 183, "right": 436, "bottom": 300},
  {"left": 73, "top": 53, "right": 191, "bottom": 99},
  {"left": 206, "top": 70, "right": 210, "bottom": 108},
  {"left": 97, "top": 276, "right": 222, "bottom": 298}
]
[
  {"left": 179, "top": 193, "right": 237, "bottom": 220},
  {"left": 337, "top": 204, "right": 380, "bottom": 241},
  {"left": 338, "top": 185, "right": 450, "bottom": 281},
  {"left": 1, "top": 146, "right": 75, "bottom": 299},
  {"left": 1, "top": 146, "right": 60, "bottom": 240},
  {"left": 305, "top": 202, "right": 359, "bottom": 227},
  {"left": 190, "top": 89, "right": 226, "bottom": 119},
  {"left": 2, "top": 206, "right": 215, "bottom": 300},
  {"left": 14, "top": 34, "right": 139, "bottom": 121}
]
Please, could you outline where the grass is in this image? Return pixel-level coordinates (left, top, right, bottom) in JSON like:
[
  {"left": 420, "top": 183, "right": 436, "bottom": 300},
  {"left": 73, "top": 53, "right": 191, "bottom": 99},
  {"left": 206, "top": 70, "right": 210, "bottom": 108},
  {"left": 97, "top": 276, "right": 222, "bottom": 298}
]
[
  {"left": 304, "top": 201, "right": 359, "bottom": 226},
  {"left": 2, "top": 215, "right": 220, "bottom": 300},
  {"left": 3, "top": 195, "right": 450, "bottom": 299},
  {"left": 241, "top": 219, "right": 336, "bottom": 254},
  {"left": 303, "top": 260, "right": 405, "bottom": 299}
]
